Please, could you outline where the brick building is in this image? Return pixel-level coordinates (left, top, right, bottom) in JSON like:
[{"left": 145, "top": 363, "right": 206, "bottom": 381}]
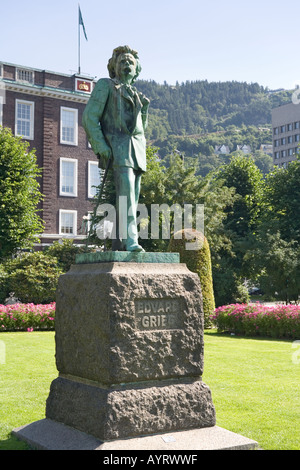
[{"left": 0, "top": 61, "right": 101, "bottom": 247}]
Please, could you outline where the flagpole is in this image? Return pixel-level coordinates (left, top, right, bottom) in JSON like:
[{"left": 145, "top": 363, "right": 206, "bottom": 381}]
[
  {"left": 78, "top": 5, "right": 81, "bottom": 74},
  {"left": 78, "top": 4, "right": 88, "bottom": 75}
]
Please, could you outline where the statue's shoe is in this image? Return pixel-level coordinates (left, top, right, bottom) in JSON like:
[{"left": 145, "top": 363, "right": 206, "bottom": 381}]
[{"left": 126, "top": 243, "right": 145, "bottom": 252}]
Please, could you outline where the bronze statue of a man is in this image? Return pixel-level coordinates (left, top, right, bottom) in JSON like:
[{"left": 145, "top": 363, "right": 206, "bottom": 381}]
[{"left": 82, "top": 45, "right": 150, "bottom": 252}]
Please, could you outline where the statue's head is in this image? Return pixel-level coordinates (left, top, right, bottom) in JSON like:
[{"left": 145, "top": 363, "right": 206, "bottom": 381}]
[{"left": 107, "top": 45, "right": 142, "bottom": 84}]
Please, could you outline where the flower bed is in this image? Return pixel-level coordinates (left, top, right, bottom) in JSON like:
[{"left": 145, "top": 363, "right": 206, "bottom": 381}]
[
  {"left": 211, "top": 303, "right": 300, "bottom": 339},
  {"left": 0, "top": 303, "right": 55, "bottom": 331}
]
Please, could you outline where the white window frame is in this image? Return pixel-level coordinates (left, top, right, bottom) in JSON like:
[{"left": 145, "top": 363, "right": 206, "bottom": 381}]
[
  {"left": 15, "top": 99, "right": 35, "bottom": 140},
  {"left": 16, "top": 68, "right": 34, "bottom": 84},
  {"left": 59, "top": 158, "right": 78, "bottom": 197},
  {"left": 88, "top": 161, "right": 101, "bottom": 198},
  {"left": 60, "top": 107, "right": 78, "bottom": 146},
  {"left": 59, "top": 210, "right": 77, "bottom": 236}
]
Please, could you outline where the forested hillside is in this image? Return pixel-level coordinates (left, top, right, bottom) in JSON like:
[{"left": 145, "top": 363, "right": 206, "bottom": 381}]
[
  {"left": 135, "top": 79, "right": 293, "bottom": 175},
  {"left": 136, "top": 79, "right": 292, "bottom": 139}
]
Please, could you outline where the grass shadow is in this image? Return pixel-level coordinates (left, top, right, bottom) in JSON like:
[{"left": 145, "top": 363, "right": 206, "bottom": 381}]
[
  {"left": 0, "top": 433, "right": 32, "bottom": 450},
  {"left": 204, "top": 329, "right": 293, "bottom": 343}
]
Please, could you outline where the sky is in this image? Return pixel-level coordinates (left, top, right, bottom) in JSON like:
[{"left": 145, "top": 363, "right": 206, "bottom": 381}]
[{"left": 1, "top": 0, "right": 300, "bottom": 90}]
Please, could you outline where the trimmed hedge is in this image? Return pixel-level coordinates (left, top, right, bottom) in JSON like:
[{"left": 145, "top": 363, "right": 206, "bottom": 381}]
[
  {"left": 211, "top": 303, "right": 300, "bottom": 339},
  {"left": 0, "top": 303, "right": 55, "bottom": 331},
  {"left": 0, "top": 252, "right": 63, "bottom": 305},
  {"left": 169, "top": 229, "right": 215, "bottom": 327}
]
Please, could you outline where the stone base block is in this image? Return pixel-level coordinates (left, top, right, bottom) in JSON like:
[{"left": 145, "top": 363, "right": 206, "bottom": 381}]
[
  {"left": 13, "top": 420, "right": 259, "bottom": 450},
  {"left": 46, "top": 376, "right": 216, "bottom": 441}
]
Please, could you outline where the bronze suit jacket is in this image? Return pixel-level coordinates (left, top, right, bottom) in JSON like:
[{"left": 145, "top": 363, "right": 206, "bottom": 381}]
[{"left": 82, "top": 78, "right": 148, "bottom": 171}]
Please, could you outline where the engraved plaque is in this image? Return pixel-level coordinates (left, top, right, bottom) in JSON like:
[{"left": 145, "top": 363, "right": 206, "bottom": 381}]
[{"left": 135, "top": 298, "right": 183, "bottom": 331}]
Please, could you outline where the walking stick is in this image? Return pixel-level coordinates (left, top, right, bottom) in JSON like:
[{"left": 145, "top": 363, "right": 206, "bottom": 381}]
[{"left": 85, "top": 156, "right": 112, "bottom": 250}]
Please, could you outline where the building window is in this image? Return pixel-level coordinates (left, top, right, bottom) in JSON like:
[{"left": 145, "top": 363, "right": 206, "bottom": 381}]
[
  {"left": 88, "top": 161, "right": 101, "bottom": 198},
  {"left": 295, "top": 122, "right": 300, "bottom": 129},
  {"left": 60, "top": 158, "right": 78, "bottom": 197},
  {"left": 274, "top": 152, "right": 280, "bottom": 159},
  {"left": 280, "top": 125, "right": 286, "bottom": 133},
  {"left": 16, "top": 68, "right": 34, "bottom": 84},
  {"left": 295, "top": 134, "right": 300, "bottom": 142},
  {"left": 288, "top": 148, "right": 294, "bottom": 156},
  {"left": 288, "top": 123, "right": 293, "bottom": 132},
  {"left": 59, "top": 210, "right": 77, "bottom": 235},
  {"left": 274, "top": 139, "right": 279, "bottom": 147},
  {"left": 60, "top": 107, "right": 78, "bottom": 145},
  {"left": 273, "top": 127, "right": 279, "bottom": 135},
  {"left": 281, "top": 138, "right": 286, "bottom": 145},
  {"left": 15, "top": 100, "right": 34, "bottom": 140},
  {"left": 288, "top": 135, "right": 293, "bottom": 144},
  {"left": 281, "top": 150, "right": 287, "bottom": 158}
]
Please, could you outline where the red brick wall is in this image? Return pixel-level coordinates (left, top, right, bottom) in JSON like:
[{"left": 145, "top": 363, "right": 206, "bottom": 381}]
[
  {"left": 2, "top": 68, "right": 98, "bottom": 240},
  {"left": 41, "top": 97, "right": 97, "bottom": 235}
]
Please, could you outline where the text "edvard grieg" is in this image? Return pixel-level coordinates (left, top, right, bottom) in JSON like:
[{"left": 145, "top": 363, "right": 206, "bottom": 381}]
[{"left": 135, "top": 299, "right": 182, "bottom": 330}]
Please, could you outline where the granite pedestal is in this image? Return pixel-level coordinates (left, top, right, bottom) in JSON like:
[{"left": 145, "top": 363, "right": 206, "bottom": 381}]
[{"left": 45, "top": 253, "right": 216, "bottom": 441}]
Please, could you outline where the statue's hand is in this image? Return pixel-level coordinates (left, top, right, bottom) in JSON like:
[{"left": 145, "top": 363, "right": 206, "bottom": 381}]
[
  {"left": 138, "top": 92, "right": 150, "bottom": 107},
  {"left": 143, "top": 96, "right": 150, "bottom": 106},
  {"left": 97, "top": 143, "right": 112, "bottom": 162}
]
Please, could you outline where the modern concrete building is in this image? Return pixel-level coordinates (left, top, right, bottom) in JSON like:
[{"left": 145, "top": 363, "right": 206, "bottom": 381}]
[
  {"left": 272, "top": 101, "right": 300, "bottom": 168},
  {"left": 0, "top": 61, "right": 101, "bottom": 247}
]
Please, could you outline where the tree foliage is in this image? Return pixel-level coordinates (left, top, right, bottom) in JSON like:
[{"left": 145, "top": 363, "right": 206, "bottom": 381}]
[
  {"left": 211, "top": 156, "right": 264, "bottom": 297},
  {"left": 0, "top": 127, "right": 44, "bottom": 260},
  {"left": 249, "top": 159, "right": 300, "bottom": 302}
]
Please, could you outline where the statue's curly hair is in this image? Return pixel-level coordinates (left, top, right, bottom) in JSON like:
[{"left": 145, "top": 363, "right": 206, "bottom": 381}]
[{"left": 107, "top": 45, "right": 142, "bottom": 83}]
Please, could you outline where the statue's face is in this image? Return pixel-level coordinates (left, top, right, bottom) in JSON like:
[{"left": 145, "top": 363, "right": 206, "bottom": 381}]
[{"left": 115, "top": 53, "right": 137, "bottom": 83}]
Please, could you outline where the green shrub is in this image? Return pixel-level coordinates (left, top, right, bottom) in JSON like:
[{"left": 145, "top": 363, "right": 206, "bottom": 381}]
[
  {"left": 45, "top": 239, "right": 90, "bottom": 272},
  {"left": 168, "top": 229, "right": 215, "bottom": 327},
  {"left": 3, "top": 252, "right": 63, "bottom": 304}
]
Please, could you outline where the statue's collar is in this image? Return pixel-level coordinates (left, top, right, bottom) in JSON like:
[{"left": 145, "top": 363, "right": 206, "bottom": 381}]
[
  {"left": 112, "top": 78, "right": 135, "bottom": 92},
  {"left": 111, "top": 78, "right": 141, "bottom": 108}
]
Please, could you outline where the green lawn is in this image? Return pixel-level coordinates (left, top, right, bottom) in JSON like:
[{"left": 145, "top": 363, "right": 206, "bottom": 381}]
[
  {"left": 203, "top": 332, "right": 300, "bottom": 450},
  {"left": 0, "top": 332, "right": 57, "bottom": 450},
  {"left": 0, "top": 330, "right": 299, "bottom": 450}
]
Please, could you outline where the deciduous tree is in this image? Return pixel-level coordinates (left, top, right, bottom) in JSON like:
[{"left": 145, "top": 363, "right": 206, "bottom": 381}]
[{"left": 0, "top": 127, "right": 44, "bottom": 260}]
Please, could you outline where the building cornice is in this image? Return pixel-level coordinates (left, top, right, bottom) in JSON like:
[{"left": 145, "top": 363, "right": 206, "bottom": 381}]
[
  {"left": 39, "top": 233, "right": 87, "bottom": 240},
  {"left": 1, "top": 79, "right": 90, "bottom": 104}
]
